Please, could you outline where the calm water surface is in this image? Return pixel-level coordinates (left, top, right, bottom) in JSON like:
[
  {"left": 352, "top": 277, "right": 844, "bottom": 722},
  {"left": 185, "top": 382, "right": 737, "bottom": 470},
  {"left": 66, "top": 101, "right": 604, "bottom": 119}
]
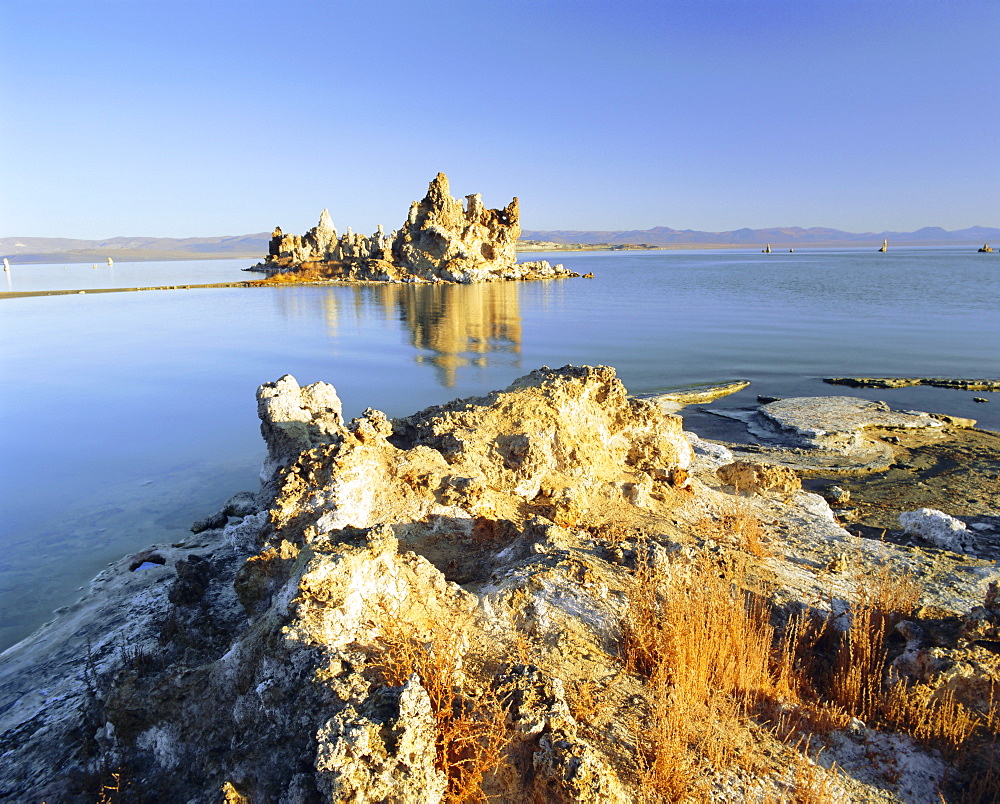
[
  {"left": 2, "top": 257, "right": 252, "bottom": 292},
  {"left": 1, "top": 248, "right": 998, "bottom": 650}
]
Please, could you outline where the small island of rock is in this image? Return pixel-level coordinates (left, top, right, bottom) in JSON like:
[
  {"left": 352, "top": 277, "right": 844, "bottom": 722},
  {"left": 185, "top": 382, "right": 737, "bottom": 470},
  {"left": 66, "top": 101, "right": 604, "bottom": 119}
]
[{"left": 249, "top": 173, "right": 582, "bottom": 284}]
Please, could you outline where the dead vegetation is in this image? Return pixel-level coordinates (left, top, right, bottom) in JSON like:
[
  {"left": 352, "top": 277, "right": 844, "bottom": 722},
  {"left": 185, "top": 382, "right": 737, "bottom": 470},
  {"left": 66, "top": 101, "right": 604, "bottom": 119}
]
[
  {"left": 826, "top": 563, "right": 922, "bottom": 723},
  {"left": 361, "top": 507, "right": 995, "bottom": 802},
  {"left": 371, "top": 607, "right": 511, "bottom": 803},
  {"left": 693, "top": 497, "right": 771, "bottom": 557},
  {"left": 620, "top": 546, "right": 786, "bottom": 798},
  {"left": 614, "top": 531, "right": 996, "bottom": 801}
]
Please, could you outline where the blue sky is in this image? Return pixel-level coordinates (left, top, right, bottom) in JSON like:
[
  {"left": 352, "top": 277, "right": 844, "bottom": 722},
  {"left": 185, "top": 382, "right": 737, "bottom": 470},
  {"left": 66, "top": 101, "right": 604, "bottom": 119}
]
[{"left": 2, "top": 0, "right": 998, "bottom": 238}]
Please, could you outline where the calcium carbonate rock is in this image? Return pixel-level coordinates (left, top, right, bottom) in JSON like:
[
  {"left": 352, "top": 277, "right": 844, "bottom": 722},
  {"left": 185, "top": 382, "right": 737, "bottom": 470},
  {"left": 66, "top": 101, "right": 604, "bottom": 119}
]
[
  {"left": 900, "top": 507, "right": 974, "bottom": 553},
  {"left": 759, "top": 397, "right": 942, "bottom": 448},
  {"left": 713, "top": 394, "right": 949, "bottom": 473},
  {"left": 256, "top": 374, "right": 343, "bottom": 503},
  {"left": 252, "top": 173, "right": 581, "bottom": 284},
  {"left": 716, "top": 460, "right": 801, "bottom": 495},
  {"left": 686, "top": 432, "right": 735, "bottom": 472},
  {"left": 223, "top": 509, "right": 269, "bottom": 554},
  {"left": 263, "top": 365, "right": 693, "bottom": 541},
  {"left": 315, "top": 675, "right": 447, "bottom": 803}
]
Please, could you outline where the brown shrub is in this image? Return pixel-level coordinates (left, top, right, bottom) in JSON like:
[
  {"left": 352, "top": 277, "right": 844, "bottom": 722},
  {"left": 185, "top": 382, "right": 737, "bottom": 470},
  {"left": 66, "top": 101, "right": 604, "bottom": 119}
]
[
  {"left": 827, "top": 563, "right": 920, "bottom": 722},
  {"left": 621, "top": 546, "right": 780, "bottom": 796},
  {"left": 691, "top": 498, "right": 771, "bottom": 558},
  {"left": 618, "top": 541, "right": 988, "bottom": 797},
  {"left": 372, "top": 608, "right": 511, "bottom": 803}
]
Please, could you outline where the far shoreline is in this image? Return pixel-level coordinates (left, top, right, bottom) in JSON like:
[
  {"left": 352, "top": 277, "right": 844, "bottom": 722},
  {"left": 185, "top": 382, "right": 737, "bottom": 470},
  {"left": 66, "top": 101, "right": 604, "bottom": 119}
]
[{"left": 2, "top": 240, "right": 996, "bottom": 265}]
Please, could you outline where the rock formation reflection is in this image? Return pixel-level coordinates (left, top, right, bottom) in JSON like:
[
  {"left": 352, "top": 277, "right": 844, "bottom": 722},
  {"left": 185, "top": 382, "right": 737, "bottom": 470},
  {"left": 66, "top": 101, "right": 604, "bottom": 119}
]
[
  {"left": 271, "top": 281, "right": 523, "bottom": 387},
  {"left": 273, "top": 287, "right": 343, "bottom": 339},
  {"left": 381, "top": 282, "right": 522, "bottom": 387}
]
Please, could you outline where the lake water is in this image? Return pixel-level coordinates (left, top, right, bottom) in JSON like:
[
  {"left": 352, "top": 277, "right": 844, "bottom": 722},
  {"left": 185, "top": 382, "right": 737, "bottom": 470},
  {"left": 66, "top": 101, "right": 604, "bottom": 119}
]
[{"left": 1, "top": 248, "right": 998, "bottom": 650}]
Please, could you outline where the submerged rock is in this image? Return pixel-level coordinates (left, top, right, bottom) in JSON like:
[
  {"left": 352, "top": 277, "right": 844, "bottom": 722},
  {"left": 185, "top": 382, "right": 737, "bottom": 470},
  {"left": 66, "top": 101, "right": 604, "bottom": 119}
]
[
  {"left": 634, "top": 379, "right": 750, "bottom": 413},
  {"left": 760, "top": 396, "right": 942, "bottom": 449},
  {"left": 251, "top": 173, "right": 580, "bottom": 284},
  {"left": 825, "top": 376, "right": 1000, "bottom": 392}
]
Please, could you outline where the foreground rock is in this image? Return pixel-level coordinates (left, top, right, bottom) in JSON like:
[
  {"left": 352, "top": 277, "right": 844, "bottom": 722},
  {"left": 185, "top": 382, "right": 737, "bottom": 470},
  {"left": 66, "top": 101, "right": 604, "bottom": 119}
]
[
  {"left": 250, "top": 173, "right": 581, "bottom": 284},
  {"left": 707, "top": 395, "right": 947, "bottom": 472},
  {"left": 899, "top": 508, "right": 975, "bottom": 553},
  {"left": 1, "top": 368, "right": 998, "bottom": 801}
]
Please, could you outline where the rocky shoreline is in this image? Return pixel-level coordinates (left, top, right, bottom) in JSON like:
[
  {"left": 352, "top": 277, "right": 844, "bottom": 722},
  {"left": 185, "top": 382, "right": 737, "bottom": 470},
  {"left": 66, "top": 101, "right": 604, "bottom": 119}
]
[{"left": 1, "top": 367, "right": 997, "bottom": 801}]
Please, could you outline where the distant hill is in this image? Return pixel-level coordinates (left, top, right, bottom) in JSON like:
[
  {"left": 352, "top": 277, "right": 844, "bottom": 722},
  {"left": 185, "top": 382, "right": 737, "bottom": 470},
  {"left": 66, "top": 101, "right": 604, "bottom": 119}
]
[
  {"left": 0, "top": 234, "right": 270, "bottom": 263},
  {"left": 3, "top": 225, "right": 998, "bottom": 263},
  {"left": 518, "top": 225, "right": 1000, "bottom": 248}
]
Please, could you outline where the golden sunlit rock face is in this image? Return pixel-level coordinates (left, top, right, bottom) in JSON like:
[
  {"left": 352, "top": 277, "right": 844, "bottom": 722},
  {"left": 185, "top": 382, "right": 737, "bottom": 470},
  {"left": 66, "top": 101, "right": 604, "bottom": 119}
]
[{"left": 255, "top": 173, "right": 580, "bottom": 284}]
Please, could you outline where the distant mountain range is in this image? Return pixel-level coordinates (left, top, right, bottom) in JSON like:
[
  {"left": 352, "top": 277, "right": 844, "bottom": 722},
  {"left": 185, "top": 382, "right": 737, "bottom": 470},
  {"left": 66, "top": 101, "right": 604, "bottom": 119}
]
[
  {"left": 2, "top": 225, "right": 998, "bottom": 263},
  {"left": 0, "top": 234, "right": 271, "bottom": 263},
  {"left": 519, "top": 225, "right": 1000, "bottom": 247}
]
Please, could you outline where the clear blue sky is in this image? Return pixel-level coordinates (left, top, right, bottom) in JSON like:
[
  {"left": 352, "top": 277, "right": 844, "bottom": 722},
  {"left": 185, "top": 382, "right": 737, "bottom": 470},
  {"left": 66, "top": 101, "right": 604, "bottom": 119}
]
[{"left": 2, "top": 0, "right": 998, "bottom": 238}]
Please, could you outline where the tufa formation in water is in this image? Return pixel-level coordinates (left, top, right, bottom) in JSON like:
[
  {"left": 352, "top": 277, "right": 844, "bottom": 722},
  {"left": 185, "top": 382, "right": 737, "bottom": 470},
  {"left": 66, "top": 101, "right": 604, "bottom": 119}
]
[{"left": 252, "top": 173, "right": 582, "bottom": 284}]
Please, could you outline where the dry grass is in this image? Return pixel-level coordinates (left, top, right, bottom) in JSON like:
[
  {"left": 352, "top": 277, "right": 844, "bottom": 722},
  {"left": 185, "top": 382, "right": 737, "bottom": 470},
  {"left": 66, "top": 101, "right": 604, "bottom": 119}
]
[
  {"left": 838, "top": 562, "right": 921, "bottom": 705},
  {"left": 373, "top": 516, "right": 987, "bottom": 801},
  {"left": 824, "top": 563, "right": 969, "bottom": 740},
  {"left": 882, "top": 684, "right": 980, "bottom": 757},
  {"left": 616, "top": 534, "right": 993, "bottom": 799},
  {"left": 692, "top": 499, "right": 771, "bottom": 557},
  {"left": 622, "top": 547, "right": 777, "bottom": 702},
  {"left": 565, "top": 677, "right": 602, "bottom": 726},
  {"left": 96, "top": 770, "right": 123, "bottom": 804},
  {"left": 794, "top": 561, "right": 989, "bottom": 768},
  {"left": 372, "top": 608, "right": 511, "bottom": 803},
  {"left": 791, "top": 751, "right": 837, "bottom": 804},
  {"left": 585, "top": 520, "right": 643, "bottom": 549},
  {"left": 621, "top": 545, "right": 781, "bottom": 797}
]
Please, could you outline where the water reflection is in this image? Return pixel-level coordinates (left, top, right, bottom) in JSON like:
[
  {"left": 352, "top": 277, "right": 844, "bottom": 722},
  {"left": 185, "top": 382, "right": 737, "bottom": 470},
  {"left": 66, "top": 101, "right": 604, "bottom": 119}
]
[
  {"left": 273, "top": 282, "right": 523, "bottom": 387},
  {"left": 392, "top": 283, "right": 522, "bottom": 386},
  {"left": 274, "top": 286, "right": 345, "bottom": 339}
]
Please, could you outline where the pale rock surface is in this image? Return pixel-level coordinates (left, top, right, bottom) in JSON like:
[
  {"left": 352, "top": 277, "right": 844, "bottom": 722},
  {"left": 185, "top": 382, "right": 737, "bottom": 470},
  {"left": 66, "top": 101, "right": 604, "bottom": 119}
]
[
  {"left": 256, "top": 374, "right": 343, "bottom": 503},
  {"left": 899, "top": 507, "right": 975, "bottom": 553},
  {"left": 263, "top": 364, "right": 693, "bottom": 539},
  {"left": 760, "top": 397, "right": 943, "bottom": 447},
  {"left": 314, "top": 675, "right": 447, "bottom": 803},
  {"left": 711, "top": 395, "right": 946, "bottom": 472},
  {"left": 224, "top": 509, "right": 269, "bottom": 554},
  {"left": 686, "top": 431, "right": 735, "bottom": 471}
]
